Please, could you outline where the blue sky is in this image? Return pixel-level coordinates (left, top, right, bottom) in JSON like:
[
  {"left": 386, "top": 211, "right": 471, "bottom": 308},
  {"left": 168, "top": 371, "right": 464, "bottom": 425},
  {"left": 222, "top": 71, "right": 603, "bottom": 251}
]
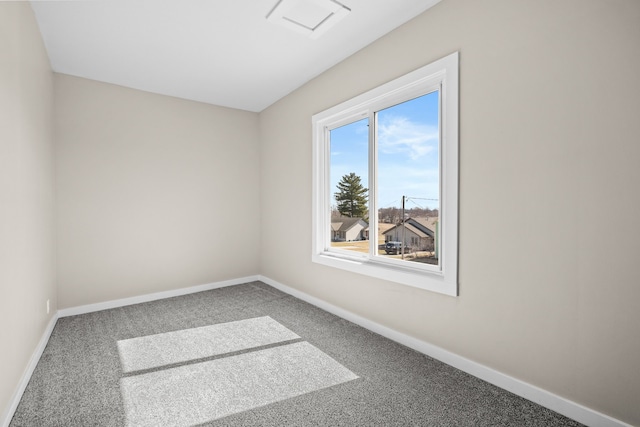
[{"left": 330, "top": 91, "right": 440, "bottom": 211}]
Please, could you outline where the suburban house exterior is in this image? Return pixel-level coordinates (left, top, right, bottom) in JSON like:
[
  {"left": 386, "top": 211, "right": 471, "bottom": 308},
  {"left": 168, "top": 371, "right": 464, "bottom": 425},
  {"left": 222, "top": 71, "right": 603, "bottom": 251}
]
[
  {"left": 382, "top": 217, "right": 438, "bottom": 252},
  {"left": 331, "top": 217, "right": 368, "bottom": 241}
]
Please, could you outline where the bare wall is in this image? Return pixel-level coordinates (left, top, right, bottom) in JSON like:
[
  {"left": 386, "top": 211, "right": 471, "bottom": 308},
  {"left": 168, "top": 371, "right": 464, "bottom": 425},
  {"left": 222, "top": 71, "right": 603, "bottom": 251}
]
[
  {"left": 55, "top": 75, "right": 260, "bottom": 308},
  {"left": 259, "top": 0, "right": 640, "bottom": 424},
  {"left": 0, "top": 2, "right": 56, "bottom": 421}
]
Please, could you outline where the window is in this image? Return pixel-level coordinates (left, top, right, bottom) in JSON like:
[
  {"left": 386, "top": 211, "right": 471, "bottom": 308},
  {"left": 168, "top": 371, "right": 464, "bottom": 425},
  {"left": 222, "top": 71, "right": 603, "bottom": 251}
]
[{"left": 312, "top": 52, "right": 458, "bottom": 296}]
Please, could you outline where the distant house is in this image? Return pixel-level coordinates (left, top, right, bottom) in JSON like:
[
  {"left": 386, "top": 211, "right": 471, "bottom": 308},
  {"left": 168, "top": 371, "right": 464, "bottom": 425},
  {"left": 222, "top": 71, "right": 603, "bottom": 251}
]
[
  {"left": 331, "top": 217, "right": 368, "bottom": 241},
  {"left": 382, "top": 217, "right": 438, "bottom": 252}
]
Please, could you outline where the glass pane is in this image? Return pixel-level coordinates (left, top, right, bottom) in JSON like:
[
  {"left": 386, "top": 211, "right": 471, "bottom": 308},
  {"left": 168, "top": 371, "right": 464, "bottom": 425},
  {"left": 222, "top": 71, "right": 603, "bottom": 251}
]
[
  {"left": 329, "top": 118, "right": 369, "bottom": 254},
  {"left": 377, "top": 91, "right": 440, "bottom": 267}
]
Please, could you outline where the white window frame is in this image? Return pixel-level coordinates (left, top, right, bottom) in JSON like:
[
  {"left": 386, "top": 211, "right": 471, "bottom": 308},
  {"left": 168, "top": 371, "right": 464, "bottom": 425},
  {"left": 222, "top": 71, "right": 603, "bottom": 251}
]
[{"left": 312, "top": 52, "right": 459, "bottom": 296}]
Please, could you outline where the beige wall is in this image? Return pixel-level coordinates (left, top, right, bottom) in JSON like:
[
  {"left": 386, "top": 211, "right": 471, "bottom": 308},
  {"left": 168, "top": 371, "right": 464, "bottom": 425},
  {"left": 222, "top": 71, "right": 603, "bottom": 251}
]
[
  {"left": 259, "top": 0, "right": 640, "bottom": 424},
  {"left": 3, "top": 0, "right": 639, "bottom": 424},
  {"left": 55, "top": 75, "right": 260, "bottom": 308},
  {"left": 0, "top": 2, "right": 56, "bottom": 422}
]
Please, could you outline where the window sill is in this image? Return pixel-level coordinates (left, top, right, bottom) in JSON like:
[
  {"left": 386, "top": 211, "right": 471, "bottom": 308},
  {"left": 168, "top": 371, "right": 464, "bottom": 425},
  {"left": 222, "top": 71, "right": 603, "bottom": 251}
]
[{"left": 312, "top": 251, "right": 457, "bottom": 296}]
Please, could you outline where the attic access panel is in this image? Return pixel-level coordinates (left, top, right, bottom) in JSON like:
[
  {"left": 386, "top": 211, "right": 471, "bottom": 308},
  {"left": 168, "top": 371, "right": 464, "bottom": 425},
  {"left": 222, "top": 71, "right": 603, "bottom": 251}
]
[{"left": 267, "top": 0, "right": 351, "bottom": 39}]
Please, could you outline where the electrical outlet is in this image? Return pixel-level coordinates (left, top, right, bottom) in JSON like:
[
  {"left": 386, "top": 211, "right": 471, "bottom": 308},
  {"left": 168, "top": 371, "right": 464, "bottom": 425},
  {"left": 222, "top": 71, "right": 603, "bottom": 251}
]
[{"left": 46, "top": 299, "right": 50, "bottom": 314}]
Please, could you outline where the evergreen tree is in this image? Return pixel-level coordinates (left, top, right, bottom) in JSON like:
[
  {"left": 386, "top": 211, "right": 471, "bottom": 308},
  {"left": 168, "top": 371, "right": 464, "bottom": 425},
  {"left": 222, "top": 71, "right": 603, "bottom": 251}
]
[{"left": 335, "top": 173, "right": 368, "bottom": 218}]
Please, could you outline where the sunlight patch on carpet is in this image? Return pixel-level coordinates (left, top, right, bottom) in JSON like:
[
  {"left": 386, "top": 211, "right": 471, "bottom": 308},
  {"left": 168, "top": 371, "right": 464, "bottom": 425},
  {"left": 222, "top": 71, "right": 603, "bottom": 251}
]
[
  {"left": 120, "top": 341, "right": 358, "bottom": 426},
  {"left": 117, "top": 316, "right": 300, "bottom": 373}
]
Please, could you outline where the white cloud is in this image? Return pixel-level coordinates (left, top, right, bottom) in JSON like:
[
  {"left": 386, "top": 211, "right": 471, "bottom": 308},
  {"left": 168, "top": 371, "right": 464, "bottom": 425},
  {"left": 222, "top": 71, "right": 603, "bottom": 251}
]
[{"left": 378, "top": 116, "right": 438, "bottom": 160}]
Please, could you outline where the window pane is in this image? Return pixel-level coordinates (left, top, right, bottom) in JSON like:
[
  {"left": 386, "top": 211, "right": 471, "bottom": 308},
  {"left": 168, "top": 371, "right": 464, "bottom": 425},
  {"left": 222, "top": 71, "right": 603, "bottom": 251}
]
[
  {"left": 377, "top": 91, "right": 440, "bottom": 267},
  {"left": 329, "top": 118, "right": 369, "bottom": 254},
  {"left": 313, "top": 52, "right": 458, "bottom": 293}
]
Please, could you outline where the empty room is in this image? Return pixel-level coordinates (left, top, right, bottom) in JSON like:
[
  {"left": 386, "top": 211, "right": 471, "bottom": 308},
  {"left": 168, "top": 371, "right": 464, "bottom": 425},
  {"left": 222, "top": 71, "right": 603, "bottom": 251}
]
[{"left": 2, "top": 0, "right": 639, "bottom": 426}]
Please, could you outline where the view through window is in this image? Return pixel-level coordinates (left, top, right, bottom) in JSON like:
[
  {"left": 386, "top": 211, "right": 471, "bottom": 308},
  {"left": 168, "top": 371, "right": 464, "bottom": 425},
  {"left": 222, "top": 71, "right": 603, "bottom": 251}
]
[
  {"left": 312, "top": 51, "right": 458, "bottom": 295},
  {"left": 329, "top": 91, "right": 440, "bottom": 268}
]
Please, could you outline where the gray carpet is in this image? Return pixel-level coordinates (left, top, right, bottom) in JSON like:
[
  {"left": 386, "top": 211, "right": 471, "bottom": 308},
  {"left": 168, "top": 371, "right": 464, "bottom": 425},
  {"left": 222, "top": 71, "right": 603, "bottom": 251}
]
[
  {"left": 117, "top": 316, "right": 301, "bottom": 373},
  {"left": 10, "top": 281, "right": 584, "bottom": 426},
  {"left": 121, "top": 340, "right": 358, "bottom": 426}
]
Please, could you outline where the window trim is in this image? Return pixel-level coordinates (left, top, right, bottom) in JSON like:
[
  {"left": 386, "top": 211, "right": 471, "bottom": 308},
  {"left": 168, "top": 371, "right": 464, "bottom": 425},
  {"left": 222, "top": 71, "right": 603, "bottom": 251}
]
[{"left": 312, "top": 52, "right": 459, "bottom": 296}]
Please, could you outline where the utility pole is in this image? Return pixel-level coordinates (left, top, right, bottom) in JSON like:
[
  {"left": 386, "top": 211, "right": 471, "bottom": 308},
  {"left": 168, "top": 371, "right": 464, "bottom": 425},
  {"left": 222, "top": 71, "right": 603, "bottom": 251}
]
[{"left": 401, "top": 195, "right": 405, "bottom": 259}]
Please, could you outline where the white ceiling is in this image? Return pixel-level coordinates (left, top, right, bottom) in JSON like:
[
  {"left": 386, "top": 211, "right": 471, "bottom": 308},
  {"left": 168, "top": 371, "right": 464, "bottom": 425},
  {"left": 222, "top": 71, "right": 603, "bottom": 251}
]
[{"left": 30, "top": 0, "right": 441, "bottom": 112}]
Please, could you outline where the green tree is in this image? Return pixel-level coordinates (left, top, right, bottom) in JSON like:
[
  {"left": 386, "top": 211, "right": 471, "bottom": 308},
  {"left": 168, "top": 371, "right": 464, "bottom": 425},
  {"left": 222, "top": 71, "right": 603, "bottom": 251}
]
[{"left": 335, "top": 173, "right": 368, "bottom": 218}]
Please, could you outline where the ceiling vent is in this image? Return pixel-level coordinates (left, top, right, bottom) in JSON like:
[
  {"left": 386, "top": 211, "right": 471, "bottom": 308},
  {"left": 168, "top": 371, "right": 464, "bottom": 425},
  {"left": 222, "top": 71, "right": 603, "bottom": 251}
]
[{"left": 267, "top": 0, "right": 351, "bottom": 39}]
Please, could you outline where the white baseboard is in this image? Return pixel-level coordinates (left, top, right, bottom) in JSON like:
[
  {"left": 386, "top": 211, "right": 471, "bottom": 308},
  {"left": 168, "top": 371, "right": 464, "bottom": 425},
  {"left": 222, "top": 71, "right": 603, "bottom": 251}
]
[
  {"left": 4, "top": 275, "right": 630, "bottom": 427},
  {"left": 1, "top": 313, "right": 59, "bottom": 427},
  {"left": 57, "top": 275, "right": 261, "bottom": 318},
  {"left": 3, "top": 276, "right": 260, "bottom": 426},
  {"left": 258, "top": 275, "right": 631, "bottom": 427}
]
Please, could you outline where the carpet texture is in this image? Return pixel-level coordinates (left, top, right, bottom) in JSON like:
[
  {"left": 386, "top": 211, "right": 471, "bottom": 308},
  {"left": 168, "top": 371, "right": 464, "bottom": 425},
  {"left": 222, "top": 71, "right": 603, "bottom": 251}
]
[
  {"left": 121, "top": 341, "right": 358, "bottom": 426},
  {"left": 10, "top": 281, "right": 584, "bottom": 426},
  {"left": 117, "top": 316, "right": 300, "bottom": 373}
]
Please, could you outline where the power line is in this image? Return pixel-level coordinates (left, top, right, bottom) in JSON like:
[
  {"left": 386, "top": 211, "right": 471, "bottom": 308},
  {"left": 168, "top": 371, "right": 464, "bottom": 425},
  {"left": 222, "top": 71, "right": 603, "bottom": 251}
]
[
  {"left": 405, "top": 197, "right": 439, "bottom": 202},
  {"left": 406, "top": 199, "right": 435, "bottom": 210}
]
